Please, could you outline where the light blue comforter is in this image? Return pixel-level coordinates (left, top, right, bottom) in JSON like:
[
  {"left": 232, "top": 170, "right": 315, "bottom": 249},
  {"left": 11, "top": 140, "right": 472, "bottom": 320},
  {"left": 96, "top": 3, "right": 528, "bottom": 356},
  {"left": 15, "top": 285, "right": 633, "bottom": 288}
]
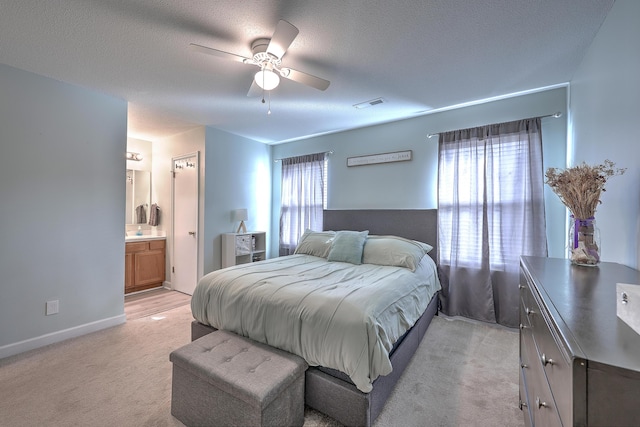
[{"left": 191, "top": 254, "right": 440, "bottom": 392}]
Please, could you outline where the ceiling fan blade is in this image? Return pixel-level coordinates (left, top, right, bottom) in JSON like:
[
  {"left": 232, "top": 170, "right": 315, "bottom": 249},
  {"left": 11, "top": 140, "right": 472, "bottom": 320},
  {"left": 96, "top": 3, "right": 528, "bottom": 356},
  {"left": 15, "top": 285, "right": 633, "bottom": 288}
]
[
  {"left": 266, "top": 20, "right": 299, "bottom": 59},
  {"left": 247, "top": 81, "right": 262, "bottom": 97},
  {"left": 189, "top": 43, "right": 253, "bottom": 64},
  {"left": 282, "top": 68, "right": 330, "bottom": 91}
]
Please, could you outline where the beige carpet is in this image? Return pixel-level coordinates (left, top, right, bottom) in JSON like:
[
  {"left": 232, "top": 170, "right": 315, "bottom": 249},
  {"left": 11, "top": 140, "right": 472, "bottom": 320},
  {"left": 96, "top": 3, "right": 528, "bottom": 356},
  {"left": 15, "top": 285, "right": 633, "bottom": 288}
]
[{"left": 0, "top": 304, "right": 523, "bottom": 427}]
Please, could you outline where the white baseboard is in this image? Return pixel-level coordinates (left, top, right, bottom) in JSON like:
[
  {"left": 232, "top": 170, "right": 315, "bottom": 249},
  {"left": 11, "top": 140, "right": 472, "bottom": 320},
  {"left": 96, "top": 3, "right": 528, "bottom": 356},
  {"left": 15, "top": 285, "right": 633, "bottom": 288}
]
[{"left": 0, "top": 314, "right": 126, "bottom": 360}]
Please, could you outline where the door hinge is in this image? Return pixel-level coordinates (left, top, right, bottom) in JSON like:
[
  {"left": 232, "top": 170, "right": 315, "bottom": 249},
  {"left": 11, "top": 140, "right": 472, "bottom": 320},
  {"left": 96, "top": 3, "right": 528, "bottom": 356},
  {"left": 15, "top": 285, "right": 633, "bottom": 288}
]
[{"left": 171, "top": 171, "right": 176, "bottom": 178}]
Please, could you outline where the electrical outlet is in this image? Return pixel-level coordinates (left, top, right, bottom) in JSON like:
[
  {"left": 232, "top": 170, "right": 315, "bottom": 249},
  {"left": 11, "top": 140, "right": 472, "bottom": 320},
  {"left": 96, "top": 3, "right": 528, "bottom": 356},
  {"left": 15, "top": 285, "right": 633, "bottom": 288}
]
[{"left": 46, "top": 300, "right": 59, "bottom": 316}]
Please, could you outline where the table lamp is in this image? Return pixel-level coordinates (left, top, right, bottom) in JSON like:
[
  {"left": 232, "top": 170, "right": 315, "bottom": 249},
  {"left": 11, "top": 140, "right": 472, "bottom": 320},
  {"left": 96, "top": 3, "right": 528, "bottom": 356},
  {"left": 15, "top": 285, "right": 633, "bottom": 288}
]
[{"left": 232, "top": 209, "right": 248, "bottom": 233}]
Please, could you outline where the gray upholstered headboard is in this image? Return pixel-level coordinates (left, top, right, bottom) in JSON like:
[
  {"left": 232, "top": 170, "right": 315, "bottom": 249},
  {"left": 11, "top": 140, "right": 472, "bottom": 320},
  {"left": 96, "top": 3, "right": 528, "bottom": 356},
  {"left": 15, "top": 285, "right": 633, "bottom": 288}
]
[{"left": 323, "top": 209, "right": 438, "bottom": 262}]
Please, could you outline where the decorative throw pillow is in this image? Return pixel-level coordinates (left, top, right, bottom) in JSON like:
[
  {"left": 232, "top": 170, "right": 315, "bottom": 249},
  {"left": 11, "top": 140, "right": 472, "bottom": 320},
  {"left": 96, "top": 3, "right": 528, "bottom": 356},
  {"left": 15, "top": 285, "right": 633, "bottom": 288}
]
[
  {"left": 327, "top": 230, "right": 369, "bottom": 264},
  {"left": 294, "top": 229, "right": 336, "bottom": 258},
  {"left": 362, "top": 235, "right": 428, "bottom": 271}
]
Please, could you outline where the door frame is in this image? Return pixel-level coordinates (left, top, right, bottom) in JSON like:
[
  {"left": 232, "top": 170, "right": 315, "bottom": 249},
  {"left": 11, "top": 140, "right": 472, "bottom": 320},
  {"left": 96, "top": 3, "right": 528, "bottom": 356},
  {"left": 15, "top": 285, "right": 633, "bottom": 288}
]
[{"left": 171, "top": 151, "right": 200, "bottom": 293}]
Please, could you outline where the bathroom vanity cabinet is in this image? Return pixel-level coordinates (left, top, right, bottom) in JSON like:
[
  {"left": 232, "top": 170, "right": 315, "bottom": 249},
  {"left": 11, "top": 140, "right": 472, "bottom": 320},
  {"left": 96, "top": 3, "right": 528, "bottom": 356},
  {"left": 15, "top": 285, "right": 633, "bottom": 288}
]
[{"left": 125, "top": 239, "right": 166, "bottom": 294}]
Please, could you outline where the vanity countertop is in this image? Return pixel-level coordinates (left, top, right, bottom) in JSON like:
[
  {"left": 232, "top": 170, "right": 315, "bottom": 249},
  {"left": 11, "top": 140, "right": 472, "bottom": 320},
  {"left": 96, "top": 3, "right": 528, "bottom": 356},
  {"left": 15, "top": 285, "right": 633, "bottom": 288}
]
[{"left": 125, "top": 234, "right": 166, "bottom": 242}]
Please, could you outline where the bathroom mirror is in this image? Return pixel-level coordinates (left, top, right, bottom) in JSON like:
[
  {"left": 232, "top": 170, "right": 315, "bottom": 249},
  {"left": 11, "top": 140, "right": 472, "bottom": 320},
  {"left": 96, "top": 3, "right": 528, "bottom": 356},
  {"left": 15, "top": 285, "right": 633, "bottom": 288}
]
[{"left": 126, "top": 169, "right": 151, "bottom": 225}]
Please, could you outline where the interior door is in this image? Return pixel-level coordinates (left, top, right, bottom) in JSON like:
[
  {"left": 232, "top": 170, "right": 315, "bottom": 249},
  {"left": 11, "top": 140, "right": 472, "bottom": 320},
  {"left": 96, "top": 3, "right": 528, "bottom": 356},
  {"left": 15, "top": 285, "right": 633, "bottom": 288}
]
[{"left": 172, "top": 153, "right": 199, "bottom": 295}]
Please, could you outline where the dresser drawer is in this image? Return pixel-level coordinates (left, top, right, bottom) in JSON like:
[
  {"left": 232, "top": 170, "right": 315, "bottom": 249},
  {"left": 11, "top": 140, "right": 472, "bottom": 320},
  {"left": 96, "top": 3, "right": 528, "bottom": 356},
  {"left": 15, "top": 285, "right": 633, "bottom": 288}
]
[
  {"left": 519, "top": 322, "right": 536, "bottom": 420},
  {"left": 519, "top": 281, "right": 535, "bottom": 327},
  {"left": 523, "top": 275, "right": 573, "bottom": 425},
  {"left": 522, "top": 324, "right": 562, "bottom": 427},
  {"left": 519, "top": 366, "right": 533, "bottom": 427},
  {"left": 530, "top": 314, "right": 573, "bottom": 425},
  {"left": 520, "top": 296, "right": 532, "bottom": 331},
  {"left": 521, "top": 281, "right": 539, "bottom": 328}
]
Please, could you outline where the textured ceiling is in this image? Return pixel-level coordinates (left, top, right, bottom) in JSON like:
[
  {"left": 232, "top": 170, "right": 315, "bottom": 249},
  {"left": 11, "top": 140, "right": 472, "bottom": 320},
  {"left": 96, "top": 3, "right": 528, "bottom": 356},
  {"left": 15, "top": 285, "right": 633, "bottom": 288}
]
[{"left": 0, "top": 0, "right": 613, "bottom": 144}]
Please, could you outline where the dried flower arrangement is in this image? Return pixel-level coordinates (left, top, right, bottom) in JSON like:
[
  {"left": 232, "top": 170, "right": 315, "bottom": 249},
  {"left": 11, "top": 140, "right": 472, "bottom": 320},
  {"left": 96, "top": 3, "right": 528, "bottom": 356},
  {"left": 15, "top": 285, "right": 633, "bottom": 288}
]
[
  {"left": 545, "top": 159, "right": 626, "bottom": 219},
  {"left": 545, "top": 159, "right": 625, "bottom": 265}
]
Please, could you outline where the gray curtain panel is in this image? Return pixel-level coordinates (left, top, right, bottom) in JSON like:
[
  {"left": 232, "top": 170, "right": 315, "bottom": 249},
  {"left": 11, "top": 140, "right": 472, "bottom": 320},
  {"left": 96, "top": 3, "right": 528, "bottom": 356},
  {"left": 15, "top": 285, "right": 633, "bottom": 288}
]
[
  {"left": 437, "top": 118, "right": 547, "bottom": 327},
  {"left": 279, "top": 152, "right": 326, "bottom": 256}
]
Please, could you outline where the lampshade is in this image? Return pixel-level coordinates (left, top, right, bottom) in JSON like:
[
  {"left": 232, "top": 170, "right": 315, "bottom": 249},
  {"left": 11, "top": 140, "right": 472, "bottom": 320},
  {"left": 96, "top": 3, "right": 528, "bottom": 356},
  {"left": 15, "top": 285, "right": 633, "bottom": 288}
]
[
  {"left": 231, "top": 209, "right": 248, "bottom": 222},
  {"left": 254, "top": 69, "right": 280, "bottom": 90}
]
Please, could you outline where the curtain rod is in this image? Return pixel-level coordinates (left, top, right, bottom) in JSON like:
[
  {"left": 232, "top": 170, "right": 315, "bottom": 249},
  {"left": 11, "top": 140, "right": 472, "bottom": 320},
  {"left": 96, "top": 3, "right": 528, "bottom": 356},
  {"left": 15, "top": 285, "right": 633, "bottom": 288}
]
[
  {"left": 274, "top": 150, "right": 334, "bottom": 162},
  {"left": 426, "top": 112, "right": 563, "bottom": 139}
]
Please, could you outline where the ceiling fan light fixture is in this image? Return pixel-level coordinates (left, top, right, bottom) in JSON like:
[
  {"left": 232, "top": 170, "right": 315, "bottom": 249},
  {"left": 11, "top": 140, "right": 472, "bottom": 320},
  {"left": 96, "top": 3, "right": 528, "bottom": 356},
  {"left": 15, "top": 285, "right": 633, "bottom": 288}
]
[
  {"left": 279, "top": 68, "right": 291, "bottom": 78},
  {"left": 254, "top": 69, "right": 280, "bottom": 91}
]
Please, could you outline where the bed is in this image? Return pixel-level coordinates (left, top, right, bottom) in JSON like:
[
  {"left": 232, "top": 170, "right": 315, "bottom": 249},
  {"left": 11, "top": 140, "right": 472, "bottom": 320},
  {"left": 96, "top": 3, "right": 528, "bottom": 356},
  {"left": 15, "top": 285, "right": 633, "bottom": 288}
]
[{"left": 190, "top": 209, "right": 440, "bottom": 426}]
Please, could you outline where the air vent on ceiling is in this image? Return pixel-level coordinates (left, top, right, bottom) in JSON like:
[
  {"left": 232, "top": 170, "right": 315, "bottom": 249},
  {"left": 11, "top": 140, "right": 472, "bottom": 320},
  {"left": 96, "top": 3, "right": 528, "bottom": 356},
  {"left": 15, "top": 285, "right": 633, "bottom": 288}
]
[{"left": 353, "top": 97, "right": 385, "bottom": 109}]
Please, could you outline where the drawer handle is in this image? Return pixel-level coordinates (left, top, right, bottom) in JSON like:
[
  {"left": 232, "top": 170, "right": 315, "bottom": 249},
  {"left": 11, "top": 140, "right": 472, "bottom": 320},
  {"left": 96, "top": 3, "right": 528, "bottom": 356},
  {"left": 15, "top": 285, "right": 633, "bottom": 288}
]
[
  {"left": 521, "top": 363, "right": 528, "bottom": 369},
  {"left": 541, "top": 353, "right": 554, "bottom": 366},
  {"left": 526, "top": 307, "right": 535, "bottom": 316},
  {"left": 519, "top": 399, "right": 528, "bottom": 410},
  {"left": 519, "top": 323, "right": 528, "bottom": 330},
  {"left": 536, "top": 397, "right": 548, "bottom": 409},
  {"left": 519, "top": 284, "right": 526, "bottom": 290}
]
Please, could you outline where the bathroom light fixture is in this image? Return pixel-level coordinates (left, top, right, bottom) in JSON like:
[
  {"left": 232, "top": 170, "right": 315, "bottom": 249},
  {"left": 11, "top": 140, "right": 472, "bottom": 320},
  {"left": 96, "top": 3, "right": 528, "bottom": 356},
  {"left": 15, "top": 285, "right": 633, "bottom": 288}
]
[
  {"left": 126, "top": 151, "right": 143, "bottom": 161},
  {"left": 254, "top": 64, "right": 280, "bottom": 91},
  {"left": 231, "top": 209, "right": 248, "bottom": 233}
]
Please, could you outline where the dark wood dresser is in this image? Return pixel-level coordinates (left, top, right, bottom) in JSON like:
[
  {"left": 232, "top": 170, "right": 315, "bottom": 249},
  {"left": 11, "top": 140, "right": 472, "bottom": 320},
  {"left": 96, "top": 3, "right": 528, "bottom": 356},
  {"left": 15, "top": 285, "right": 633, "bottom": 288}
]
[{"left": 519, "top": 256, "right": 640, "bottom": 426}]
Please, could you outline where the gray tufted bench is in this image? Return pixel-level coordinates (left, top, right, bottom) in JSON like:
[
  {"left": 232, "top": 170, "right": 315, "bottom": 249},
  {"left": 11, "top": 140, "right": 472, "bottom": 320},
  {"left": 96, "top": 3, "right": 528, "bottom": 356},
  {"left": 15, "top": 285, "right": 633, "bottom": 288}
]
[{"left": 170, "top": 330, "right": 308, "bottom": 427}]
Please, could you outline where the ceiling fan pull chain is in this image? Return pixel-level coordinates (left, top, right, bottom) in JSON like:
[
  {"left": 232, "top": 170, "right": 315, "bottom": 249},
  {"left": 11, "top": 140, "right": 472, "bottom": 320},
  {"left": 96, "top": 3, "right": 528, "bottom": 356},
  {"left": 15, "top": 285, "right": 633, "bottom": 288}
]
[
  {"left": 261, "top": 68, "right": 266, "bottom": 105},
  {"left": 257, "top": 67, "right": 271, "bottom": 115}
]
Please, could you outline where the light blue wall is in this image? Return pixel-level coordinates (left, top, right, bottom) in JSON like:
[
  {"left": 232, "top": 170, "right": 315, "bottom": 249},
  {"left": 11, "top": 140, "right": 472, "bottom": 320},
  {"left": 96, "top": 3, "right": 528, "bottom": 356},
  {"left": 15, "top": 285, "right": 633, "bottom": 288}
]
[
  {"left": 271, "top": 88, "right": 568, "bottom": 258},
  {"left": 204, "top": 127, "right": 272, "bottom": 272},
  {"left": 0, "top": 64, "right": 127, "bottom": 356},
  {"left": 569, "top": 0, "right": 640, "bottom": 269}
]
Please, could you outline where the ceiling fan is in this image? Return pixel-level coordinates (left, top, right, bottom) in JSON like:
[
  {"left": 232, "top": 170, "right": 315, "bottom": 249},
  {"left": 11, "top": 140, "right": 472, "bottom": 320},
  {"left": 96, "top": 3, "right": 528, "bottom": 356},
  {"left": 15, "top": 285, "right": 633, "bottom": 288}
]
[{"left": 189, "top": 20, "right": 330, "bottom": 98}]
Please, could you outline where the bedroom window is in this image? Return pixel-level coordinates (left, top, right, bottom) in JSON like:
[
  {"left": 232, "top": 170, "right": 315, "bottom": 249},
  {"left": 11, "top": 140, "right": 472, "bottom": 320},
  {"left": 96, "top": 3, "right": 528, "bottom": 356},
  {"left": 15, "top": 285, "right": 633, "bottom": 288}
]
[
  {"left": 438, "top": 139, "right": 537, "bottom": 268},
  {"left": 279, "top": 152, "right": 327, "bottom": 255},
  {"left": 437, "top": 118, "right": 547, "bottom": 326}
]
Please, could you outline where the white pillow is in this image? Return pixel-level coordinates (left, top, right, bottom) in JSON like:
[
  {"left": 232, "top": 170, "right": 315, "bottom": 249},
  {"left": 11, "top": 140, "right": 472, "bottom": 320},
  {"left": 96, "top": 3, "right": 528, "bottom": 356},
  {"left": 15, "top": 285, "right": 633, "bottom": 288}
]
[
  {"left": 362, "top": 235, "right": 428, "bottom": 271},
  {"left": 294, "top": 230, "right": 335, "bottom": 258}
]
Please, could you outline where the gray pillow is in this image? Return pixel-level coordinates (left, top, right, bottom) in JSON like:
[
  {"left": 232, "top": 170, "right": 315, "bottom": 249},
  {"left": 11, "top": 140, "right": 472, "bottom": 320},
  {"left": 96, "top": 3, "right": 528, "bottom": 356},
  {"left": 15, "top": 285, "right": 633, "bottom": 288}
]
[
  {"left": 327, "top": 230, "right": 369, "bottom": 264},
  {"left": 362, "top": 235, "right": 428, "bottom": 271},
  {"left": 294, "top": 229, "right": 335, "bottom": 258}
]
